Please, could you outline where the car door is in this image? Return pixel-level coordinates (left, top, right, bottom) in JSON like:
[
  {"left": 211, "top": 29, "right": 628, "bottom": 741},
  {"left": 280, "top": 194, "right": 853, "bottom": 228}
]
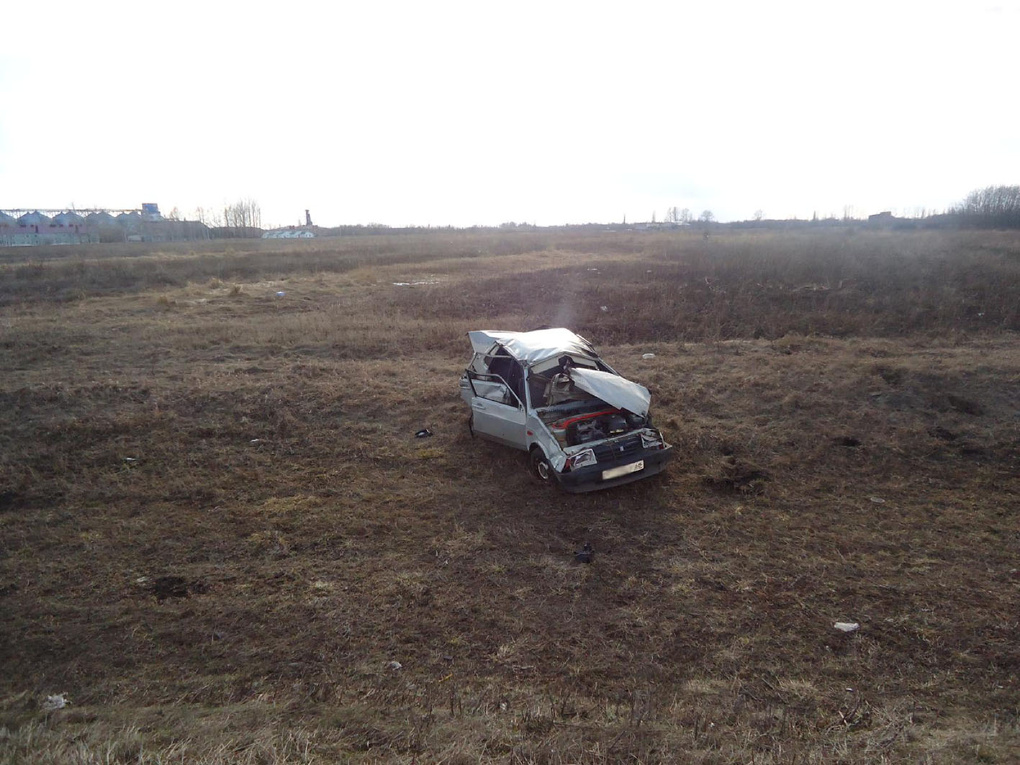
[{"left": 467, "top": 372, "right": 527, "bottom": 449}]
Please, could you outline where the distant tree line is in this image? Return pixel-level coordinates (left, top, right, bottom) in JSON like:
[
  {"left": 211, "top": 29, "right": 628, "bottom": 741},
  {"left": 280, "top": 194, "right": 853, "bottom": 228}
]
[
  {"left": 725, "top": 185, "right": 1020, "bottom": 231},
  {"left": 951, "top": 185, "right": 1020, "bottom": 228},
  {"left": 190, "top": 185, "right": 1020, "bottom": 241}
]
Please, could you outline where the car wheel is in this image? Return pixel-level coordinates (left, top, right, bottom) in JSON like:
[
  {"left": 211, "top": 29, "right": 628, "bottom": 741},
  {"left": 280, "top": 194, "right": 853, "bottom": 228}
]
[{"left": 529, "top": 447, "right": 554, "bottom": 484}]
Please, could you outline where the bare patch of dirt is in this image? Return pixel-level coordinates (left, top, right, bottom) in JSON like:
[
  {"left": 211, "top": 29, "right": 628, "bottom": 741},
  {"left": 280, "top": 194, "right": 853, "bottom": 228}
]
[{"left": 148, "top": 576, "right": 208, "bottom": 602}]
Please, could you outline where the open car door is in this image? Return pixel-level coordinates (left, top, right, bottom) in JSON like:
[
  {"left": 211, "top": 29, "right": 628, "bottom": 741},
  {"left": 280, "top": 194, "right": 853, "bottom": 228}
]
[{"left": 466, "top": 372, "right": 527, "bottom": 448}]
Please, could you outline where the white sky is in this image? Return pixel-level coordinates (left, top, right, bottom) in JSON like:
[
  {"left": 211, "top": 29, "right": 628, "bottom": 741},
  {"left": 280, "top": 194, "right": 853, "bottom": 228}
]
[{"left": 1, "top": 0, "right": 1017, "bottom": 227}]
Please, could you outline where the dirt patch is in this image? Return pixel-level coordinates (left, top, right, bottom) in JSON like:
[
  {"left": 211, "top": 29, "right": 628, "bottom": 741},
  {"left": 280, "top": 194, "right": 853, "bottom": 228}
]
[
  {"left": 703, "top": 455, "right": 770, "bottom": 494},
  {"left": 946, "top": 393, "right": 985, "bottom": 416},
  {"left": 0, "top": 491, "right": 17, "bottom": 513},
  {"left": 929, "top": 426, "right": 958, "bottom": 441},
  {"left": 148, "top": 576, "right": 208, "bottom": 602}
]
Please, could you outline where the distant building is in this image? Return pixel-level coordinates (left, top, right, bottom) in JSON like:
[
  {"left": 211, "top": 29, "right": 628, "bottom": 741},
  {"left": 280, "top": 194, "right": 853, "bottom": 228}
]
[
  {"left": 262, "top": 228, "right": 316, "bottom": 239},
  {"left": 1, "top": 210, "right": 88, "bottom": 245},
  {"left": 17, "top": 211, "right": 52, "bottom": 229},
  {"left": 0, "top": 212, "right": 18, "bottom": 239},
  {"left": 0, "top": 204, "right": 209, "bottom": 246},
  {"left": 85, "top": 213, "right": 117, "bottom": 227},
  {"left": 51, "top": 211, "right": 85, "bottom": 228},
  {"left": 634, "top": 221, "right": 687, "bottom": 231},
  {"left": 85, "top": 211, "right": 117, "bottom": 226}
]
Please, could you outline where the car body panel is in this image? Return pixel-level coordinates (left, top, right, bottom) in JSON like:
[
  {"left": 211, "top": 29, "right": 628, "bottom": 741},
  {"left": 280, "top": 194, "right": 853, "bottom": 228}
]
[
  {"left": 557, "top": 443, "right": 672, "bottom": 492},
  {"left": 470, "top": 395, "right": 527, "bottom": 448},
  {"left": 467, "top": 328, "right": 599, "bottom": 366},
  {"left": 569, "top": 367, "right": 651, "bottom": 417}
]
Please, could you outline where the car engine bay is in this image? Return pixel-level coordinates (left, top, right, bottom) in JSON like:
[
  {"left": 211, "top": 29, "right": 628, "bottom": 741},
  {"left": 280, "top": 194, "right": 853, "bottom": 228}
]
[{"left": 540, "top": 405, "right": 649, "bottom": 447}]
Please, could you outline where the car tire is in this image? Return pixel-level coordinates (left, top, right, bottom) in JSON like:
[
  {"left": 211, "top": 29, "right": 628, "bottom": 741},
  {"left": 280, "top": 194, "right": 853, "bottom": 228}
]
[{"left": 529, "top": 447, "right": 554, "bottom": 484}]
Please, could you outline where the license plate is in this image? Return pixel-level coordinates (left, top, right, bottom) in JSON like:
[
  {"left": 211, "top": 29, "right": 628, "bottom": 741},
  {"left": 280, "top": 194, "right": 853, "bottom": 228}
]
[{"left": 602, "top": 460, "right": 644, "bottom": 480}]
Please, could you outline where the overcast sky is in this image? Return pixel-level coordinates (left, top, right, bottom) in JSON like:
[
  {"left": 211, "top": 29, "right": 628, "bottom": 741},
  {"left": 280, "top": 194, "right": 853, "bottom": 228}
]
[{"left": 1, "top": 1, "right": 1017, "bottom": 227}]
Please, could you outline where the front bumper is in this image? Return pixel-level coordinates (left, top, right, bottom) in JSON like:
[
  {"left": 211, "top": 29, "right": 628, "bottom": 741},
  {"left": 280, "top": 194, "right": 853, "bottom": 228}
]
[{"left": 554, "top": 444, "right": 673, "bottom": 493}]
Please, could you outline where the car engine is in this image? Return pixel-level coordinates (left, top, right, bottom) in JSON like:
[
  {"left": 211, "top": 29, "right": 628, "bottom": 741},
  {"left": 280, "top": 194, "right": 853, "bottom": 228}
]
[{"left": 548, "top": 409, "right": 645, "bottom": 447}]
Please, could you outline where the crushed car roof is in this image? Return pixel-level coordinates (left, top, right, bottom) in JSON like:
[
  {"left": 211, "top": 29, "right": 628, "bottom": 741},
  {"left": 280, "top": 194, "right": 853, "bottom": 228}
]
[
  {"left": 467, "top": 328, "right": 599, "bottom": 365},
  {"left": 468, "top": 329, "right": 651, "bottom": 415}
]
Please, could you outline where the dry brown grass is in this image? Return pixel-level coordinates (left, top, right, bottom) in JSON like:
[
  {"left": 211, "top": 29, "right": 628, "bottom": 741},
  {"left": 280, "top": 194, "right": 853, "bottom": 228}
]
[{"left": 1, "top": 229, "right": 1018, "bottom": 762}]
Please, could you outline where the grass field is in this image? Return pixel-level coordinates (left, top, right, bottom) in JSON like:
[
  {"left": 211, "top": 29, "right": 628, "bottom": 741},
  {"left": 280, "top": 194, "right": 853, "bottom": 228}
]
[{"left": 1, "top": 229, "right": 1018, "bottom": 763}]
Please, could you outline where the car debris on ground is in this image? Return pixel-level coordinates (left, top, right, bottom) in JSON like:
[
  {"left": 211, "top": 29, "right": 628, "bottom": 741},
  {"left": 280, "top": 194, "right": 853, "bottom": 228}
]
[
  {"left": 41, "top": 694, "right": 69, "bottom": 711},
  {"left": 574, "top": 542, "right": 595, "bottom": 564}
]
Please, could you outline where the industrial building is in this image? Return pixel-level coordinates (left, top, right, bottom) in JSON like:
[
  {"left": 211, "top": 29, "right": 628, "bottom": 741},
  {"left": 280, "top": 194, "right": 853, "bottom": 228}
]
[{"left": 0, "top": 204, "right": 209, "bottom": 246}]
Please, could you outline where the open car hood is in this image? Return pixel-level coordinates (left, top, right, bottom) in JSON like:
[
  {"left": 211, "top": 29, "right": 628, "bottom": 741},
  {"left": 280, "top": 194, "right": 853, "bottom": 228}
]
[{"left": 569, "top": 367, "right": 651, "bottom": 417}]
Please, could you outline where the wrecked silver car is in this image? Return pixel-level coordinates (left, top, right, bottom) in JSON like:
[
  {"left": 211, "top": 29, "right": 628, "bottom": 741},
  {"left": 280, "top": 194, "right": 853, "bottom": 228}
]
[{"left": 460, "top": 328, "right": 673, "bottom": 492}]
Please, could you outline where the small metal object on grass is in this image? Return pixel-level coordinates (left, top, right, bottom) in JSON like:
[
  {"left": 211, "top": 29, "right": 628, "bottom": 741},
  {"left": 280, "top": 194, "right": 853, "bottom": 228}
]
[
  {"left": 42, "top": 694, "right": 69, "bottom": 711},
  {"left": 574, "top": 542, "right": 594, "bottom": 564}
]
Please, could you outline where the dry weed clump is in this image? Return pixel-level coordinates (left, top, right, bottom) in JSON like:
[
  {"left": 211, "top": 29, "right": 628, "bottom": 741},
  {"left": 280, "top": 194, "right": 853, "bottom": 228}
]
[{"left": 1, "top": 229, "right": 1018, "bottom": 762}]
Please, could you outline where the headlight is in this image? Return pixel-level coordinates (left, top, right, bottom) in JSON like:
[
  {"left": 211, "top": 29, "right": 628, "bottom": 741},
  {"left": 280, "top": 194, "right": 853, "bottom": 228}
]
[
  {"left": 641, "top": 432, "right": 663, "bottom": 450},
  {"left": 566, "top": 448, "right": 597, "bottom": 471}
]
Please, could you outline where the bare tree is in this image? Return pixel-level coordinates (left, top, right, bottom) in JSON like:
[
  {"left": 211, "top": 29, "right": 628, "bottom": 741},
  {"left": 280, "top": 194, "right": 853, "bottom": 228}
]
[
  {"left": 753, "top": 209, "right": 764, "bottom": 222},
  {"left": 222, "top": 198, "right": 263, "bottom": 237},
  {"left": 699, "top": 210, "right": 715, "bottom": 224},
  {"left": 666, "top": 207, "right": 696, "bottom": 225},
  {"left": 956, "top": 186, "right": 1020, "bottom": 227},
  {"left": 194, "top": 206, "right": 222, "bottom": 227},
  {"left": 666, "top": 206, "right": 687, "bottom": 224}
]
